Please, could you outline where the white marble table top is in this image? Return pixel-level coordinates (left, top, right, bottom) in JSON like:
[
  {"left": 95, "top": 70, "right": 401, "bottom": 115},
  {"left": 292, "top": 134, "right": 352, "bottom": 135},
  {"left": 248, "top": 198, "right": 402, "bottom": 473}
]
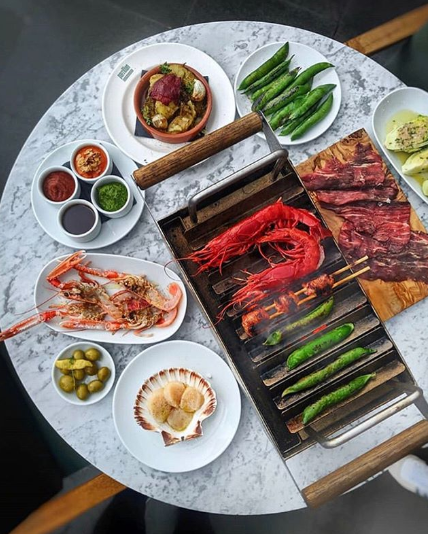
[{"left": 1, "top": 21, "right": 428, "bottom": 515}]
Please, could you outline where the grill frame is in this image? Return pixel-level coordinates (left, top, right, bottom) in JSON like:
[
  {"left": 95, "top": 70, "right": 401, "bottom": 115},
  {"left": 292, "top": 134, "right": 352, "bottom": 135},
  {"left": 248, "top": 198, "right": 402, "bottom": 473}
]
[{"left": 155, "top": 153, "right": 419, "bottom": 460}]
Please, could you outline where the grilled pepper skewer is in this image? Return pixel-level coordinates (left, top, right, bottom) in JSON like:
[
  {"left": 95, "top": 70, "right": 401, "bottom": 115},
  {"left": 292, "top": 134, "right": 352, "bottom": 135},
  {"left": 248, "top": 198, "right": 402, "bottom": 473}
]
[
  {"left": 287, "top": 323, "right": 354, "bottom": 370},
  {"left": 302, "top": 373, "right": 375, "bottom": 424},
  {"left": 264, "top": 296, "right": 334, "bottom": 346},
  {"left": 281, "top": 346, "right": 376, "bottom": 397}
]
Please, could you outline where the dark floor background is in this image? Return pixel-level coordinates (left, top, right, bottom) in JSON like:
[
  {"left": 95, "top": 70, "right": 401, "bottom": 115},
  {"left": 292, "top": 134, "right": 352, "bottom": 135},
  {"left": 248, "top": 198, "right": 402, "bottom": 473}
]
[{"left": 1, "top": 1, "right": 428, "bottom": 533}]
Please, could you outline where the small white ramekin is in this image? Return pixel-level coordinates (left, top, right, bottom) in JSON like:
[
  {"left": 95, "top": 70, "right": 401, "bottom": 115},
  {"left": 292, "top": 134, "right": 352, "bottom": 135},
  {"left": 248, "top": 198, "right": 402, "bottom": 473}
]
[
  {"left": 37, "top": 165, "right": 80, "bottom": 206},
  {"left": 91, "top": 175, "right": 133, "bottom": 219},
  {"left": 58, "top": 199, "right": 101, "bottom": 242},
  {"left": 70, "top": 140, "right": 113, "bottom": 184}
]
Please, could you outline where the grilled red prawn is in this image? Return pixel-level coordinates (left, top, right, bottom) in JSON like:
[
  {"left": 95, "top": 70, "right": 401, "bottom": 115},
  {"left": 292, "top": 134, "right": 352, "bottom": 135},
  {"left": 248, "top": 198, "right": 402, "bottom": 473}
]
[{"left": 186, "top": 200, "right": 331, "bottom": 273}]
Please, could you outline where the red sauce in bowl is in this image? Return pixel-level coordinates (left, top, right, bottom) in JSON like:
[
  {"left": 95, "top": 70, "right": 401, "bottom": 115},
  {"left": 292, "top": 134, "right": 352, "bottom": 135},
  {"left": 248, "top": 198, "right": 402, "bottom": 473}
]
[
  {"left": 74, "top": 145, "right": 108, "bottom": 179},
  {"left": 43, "top": 171, "right": 75, "bottom": 202}
]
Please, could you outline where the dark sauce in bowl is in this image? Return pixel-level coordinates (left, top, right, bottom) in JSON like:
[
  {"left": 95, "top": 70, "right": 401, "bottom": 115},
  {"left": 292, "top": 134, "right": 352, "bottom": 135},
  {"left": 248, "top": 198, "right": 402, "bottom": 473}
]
[{"left": 62, "top": 204, "right": 96, "bottom": 235}]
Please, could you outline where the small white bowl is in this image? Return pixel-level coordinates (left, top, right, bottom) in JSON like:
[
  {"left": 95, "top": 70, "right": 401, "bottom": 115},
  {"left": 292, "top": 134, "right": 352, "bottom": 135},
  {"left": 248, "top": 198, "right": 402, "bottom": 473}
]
[
  {"left": 37, "top": 165, "right": 80, "bottom": 206},
  {"left": 52, "top": 341, "right": 116, "bottom": 406},
  {"left": 91, "top": 175, "right": 133, "bottom": 219},
  {"left": 70, "top": 140, "right": 113, "bottom": 183},
  {"left": 58, "top": 199, "right": 101, "bottom": 243}
]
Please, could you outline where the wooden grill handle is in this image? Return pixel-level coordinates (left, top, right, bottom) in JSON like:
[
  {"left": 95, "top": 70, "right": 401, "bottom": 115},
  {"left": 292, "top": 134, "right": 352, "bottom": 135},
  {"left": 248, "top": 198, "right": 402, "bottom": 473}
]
[
  {"left": 132, "top": 112, "right": 263, "bottom": 190},
  {"left": 302, "top": 420, "right": 428, "bottom": 508}
]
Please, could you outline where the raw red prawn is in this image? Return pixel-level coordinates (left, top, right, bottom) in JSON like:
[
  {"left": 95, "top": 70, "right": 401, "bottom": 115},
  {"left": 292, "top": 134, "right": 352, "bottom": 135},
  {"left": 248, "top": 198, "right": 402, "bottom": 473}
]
[
  {"left": 0, "top": 302, "right": 105, "bottom": 342},
  {"left": 186, "top": 199, "right": 331, "bottom": 273},
  {"left": 73, "top": 263, "right": 182, "bottom": 312}
]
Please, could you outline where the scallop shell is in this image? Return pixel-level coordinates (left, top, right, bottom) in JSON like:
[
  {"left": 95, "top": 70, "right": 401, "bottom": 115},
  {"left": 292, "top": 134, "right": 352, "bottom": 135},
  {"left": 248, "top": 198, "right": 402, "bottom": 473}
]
[{"left": 134, "top": 367, "right": 217, "bottom": 446}]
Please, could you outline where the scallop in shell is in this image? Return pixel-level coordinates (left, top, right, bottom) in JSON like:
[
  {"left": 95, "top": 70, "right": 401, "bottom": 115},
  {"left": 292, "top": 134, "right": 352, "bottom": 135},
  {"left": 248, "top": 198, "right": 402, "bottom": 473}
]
[{"left": 134, "top": 367, "right": 217, "bottom": 446}]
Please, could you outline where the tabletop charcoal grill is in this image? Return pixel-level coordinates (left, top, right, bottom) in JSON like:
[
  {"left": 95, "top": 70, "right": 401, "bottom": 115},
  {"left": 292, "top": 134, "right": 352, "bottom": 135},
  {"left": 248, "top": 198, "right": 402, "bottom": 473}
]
[{"left": 132, "top": 112, "right": 428, "bottom": 506}]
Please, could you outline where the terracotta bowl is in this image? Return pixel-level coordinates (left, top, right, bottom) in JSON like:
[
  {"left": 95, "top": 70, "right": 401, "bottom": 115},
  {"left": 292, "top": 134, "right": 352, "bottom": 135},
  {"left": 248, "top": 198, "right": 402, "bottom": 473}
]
[{"left": 133, "top": 64, "right": 212, "bottom": 144}]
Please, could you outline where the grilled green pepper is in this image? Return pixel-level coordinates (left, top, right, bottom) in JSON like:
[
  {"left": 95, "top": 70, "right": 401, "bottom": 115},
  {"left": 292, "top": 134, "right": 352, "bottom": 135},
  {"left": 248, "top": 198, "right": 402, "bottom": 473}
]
[
  {"left": 302, "top": 373, "right": 375, "bottom": 424},
  {"left": 263, "top": 81, "right": 312, "bottom": 116},
  {"left": 264, "top": 297, "right": 334, "bottom": 346},
  {"left": 282, "top": 346, "right": 376, "bottom": 396},
  {"left": 287, "top": 323, "right": 354, "bottom": 370},
  {"left": 238, "top": 43, "right": 289, "bottom": 91},
  {"left": 288, "top": 84, "right": 336, "bottom": 121},
  {"left": 287, "top": 62, "right": 333, "bottom": 91},
  {"left": 268, "top": 96, "right": 305, "bottom": 129},
  {"left": 290, "top": 93, "right": 334, "bottom": 140},
  {"left": 243, "top": 57, "right": 293, "bottom": 94},
  {"left": 280, "top": 103, "right": 318, "bottom": 136},
  {"left": 254, "top": 68, "right": 300, "bottom": 110}
]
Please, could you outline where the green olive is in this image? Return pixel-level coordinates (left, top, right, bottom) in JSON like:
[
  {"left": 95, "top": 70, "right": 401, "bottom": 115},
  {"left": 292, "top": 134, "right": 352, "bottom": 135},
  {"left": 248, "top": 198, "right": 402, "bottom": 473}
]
[
  {"left": 73, "top": 349, "right": 85, "bottom": 360},
  {"left": 59, "top": 375, "right": 74, "bottom": 393},
  {"left": 85, "top": 348, "right": 101, "bottom": 362},
  {"left": 87, "top": 380, "right": 104, "bottom": 393},
  {"left": 72, "top": 369, "right": 85, "bottom": 381},
  {"left": 97, "top": 367, "right": 111, "bottom": 383},
  {"left": 85, "top": 362, "right": 98, "bottom": 376},
  {"left": 76, "top": 384, "right": 89, "bottom": 401}
]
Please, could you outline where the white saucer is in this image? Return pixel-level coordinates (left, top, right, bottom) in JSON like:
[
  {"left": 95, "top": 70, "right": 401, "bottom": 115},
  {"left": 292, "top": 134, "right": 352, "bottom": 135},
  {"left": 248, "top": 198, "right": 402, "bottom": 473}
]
[
  {"left": 102, "top": 42, "right": 236, "bottom": 165},
  {"left": 113, "top": 340, "right": 241, "bottom": 472},
  {"left": 234, "top": 42, "right": 341, "bottom": 145},
  {"left": 31, "top": 140, "right": 144, "bottom": 250}
]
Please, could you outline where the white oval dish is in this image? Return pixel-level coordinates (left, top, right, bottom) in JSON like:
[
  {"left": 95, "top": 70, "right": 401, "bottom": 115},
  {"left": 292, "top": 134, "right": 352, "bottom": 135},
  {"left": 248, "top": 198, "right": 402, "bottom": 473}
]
[
  {"left": 102, "top": 42, "right": 236, "bottom": 165},
  {"left": 372, "top": 86, "right": 428, "bottom": 205},
  {"left": 91, "top": 175, "right": 133, "bottom": 219},
  {"left": 34, "top": 252, "right": 187, "bottom": 345},
  {"left": 234, "top": 42, "right": 341, "bottom": 146},
  {"left": 31, "top": 140, "right": 145, "bottom": 250},
  {"left": 37, "top": 165, "right": 81, "bottom": 206},
  {"left": 58, "top": 199, "right": 101, "bottom": 243},
  {"left": 52, "top": 341, "right": 116, "bottom": 405},
  {"left": 113, "top": 340, "right": 241, "bottom": 472},
  {"left": 70, "top": 140, "right": 113, "bottom": 183}
]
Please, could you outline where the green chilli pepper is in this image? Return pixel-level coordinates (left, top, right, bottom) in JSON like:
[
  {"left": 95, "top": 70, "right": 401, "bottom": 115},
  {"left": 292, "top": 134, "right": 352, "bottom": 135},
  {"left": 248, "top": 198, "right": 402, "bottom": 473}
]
[
  {"left": 302, "top": 373, "right": 375, "bottom": 424},
  {"left": 264, "top": 297, "right": 334, "bottom": 346},
  {"left": 291, "top": 93, "right": 334, "bottom": 140},
  {"left": 269, "top": 83, "right": 319, "bottom": 130},
  {"left": 254, "top": 68, "right": 300, "bottom": 110},
  {"left": 263, "top": 80, "right": 312, "bottom": 116},
  {"left": 238, "top": 43, "right": 289, "bottom": 91},
  {"left": 243, "top": 57, "right": 293, "bottom": 95},
  {"left": 268, "top": 96, "right": 305, "bottom": 129},
  {"left": 279, "top": 103, "right": 319, "bottom": 136},
  {"left": 287, "top": 62, "right": 333, "bottom": 91},
  {"left": 281, "top": 346, "right": 376, "bottom": 397},
  {"left": 288, "top": 84, "right": 336, "bottom": 121},
  {"left": 287, "top": 323, "right": 354, "bottom": 370}
]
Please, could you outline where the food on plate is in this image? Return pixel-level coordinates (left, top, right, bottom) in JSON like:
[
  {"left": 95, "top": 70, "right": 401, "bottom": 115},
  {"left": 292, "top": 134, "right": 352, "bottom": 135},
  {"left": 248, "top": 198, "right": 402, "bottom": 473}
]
[
  {"left": 302, "top": 373, "right": 375, "bottom": 424},
  {"left": 42, "top": 170, "right": 76, "bottom": 202},
  {"left": 134, "top": 367, "right": 217, "bottom": 446},
  {"left": 238, "top": 43, "right": 336, "bottom": 138},
  {"left": 385, "top": 115, "right": 428, "bottom": 153},
  {"left": 0, "top": 251, "right": 183, "bottom": 341},
  {"left": 141, "top": 62, "right": 208, "bottom": 134},
  {"left": 402, "top": 147, "right": 428, "bottom": 175},
  {"left": 55, "top": 345, "right": 112, "bottom": 401},
  {"left": 61, "top": 202, "right": 97, "bottom": 235},
  {"left": 238, "top": 42, "right": 289, "bottom": 91},
  {"left": 264, "top": 296, "right": 334, "bottom": 345},
  {"left": 74, "top": 145, "right": 108, "bottom": 179},
  {"left": 97, "top": 182, "right": 128, "bottom": 212},
  {"left": 286, "top": 322, "right": 354, "bottom": 370},
  {"left": 281, "top": 346, "right": 376, "bottom": 397}
]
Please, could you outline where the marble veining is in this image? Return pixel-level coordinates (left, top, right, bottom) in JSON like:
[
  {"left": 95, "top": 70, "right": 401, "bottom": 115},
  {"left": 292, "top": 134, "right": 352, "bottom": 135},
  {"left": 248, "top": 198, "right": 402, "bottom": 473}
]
[{"left": 1, "top": 21, "right": 427, "bottom": 514}]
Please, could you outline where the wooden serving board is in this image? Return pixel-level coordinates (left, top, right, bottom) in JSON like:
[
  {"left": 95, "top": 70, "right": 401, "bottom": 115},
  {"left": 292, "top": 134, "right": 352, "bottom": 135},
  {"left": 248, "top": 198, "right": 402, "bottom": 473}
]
[{"left": 296, "top": 128, "right": 428, "bottom": 322}]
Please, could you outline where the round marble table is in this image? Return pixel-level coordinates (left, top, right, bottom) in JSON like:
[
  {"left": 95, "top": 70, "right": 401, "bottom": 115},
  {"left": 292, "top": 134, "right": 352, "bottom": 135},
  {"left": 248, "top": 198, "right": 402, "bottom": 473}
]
[{"left": 2, "top": 21, "right": 428, "bottom": 515}]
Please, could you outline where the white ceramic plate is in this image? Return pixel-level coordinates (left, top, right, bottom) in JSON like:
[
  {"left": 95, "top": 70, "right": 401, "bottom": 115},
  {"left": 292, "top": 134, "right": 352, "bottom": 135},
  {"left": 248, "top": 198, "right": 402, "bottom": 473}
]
[
  {"left": 113, "top": 340, "right": 241, "bottom": 472},
  {"left": 31, "top": 140, "right": 144, "bottom": 250},
  {"left": 234, "top": 42, "right": 341, "bottom": 145},
  {"left": 34, "top": 252, "right": 187, "bottom": 345},
  {"left": 372, "top": 87, "right": 428, "bottom": 204},
  {"left": 102, "top": 43, "right": 236, "bottom": 165},
  {"left": 52, "top": 341, "right": 116, "bottom": 405}
]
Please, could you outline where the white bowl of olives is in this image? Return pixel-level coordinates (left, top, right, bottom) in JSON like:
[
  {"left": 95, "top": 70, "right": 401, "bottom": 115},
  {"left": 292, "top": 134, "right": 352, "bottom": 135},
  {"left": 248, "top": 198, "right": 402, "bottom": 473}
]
[{"left": 52, "top": 342, "right": 116, "bottom": 405}]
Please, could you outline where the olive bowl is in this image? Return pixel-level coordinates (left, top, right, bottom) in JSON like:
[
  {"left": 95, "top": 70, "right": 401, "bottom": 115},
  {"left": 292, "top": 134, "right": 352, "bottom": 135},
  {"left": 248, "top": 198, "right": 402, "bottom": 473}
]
[
  {"left": 133, "top": 63, "right": 212, "bottom": 144},
  {"left": 52, "top": 342, "right": 116, "bottom": 406}
]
